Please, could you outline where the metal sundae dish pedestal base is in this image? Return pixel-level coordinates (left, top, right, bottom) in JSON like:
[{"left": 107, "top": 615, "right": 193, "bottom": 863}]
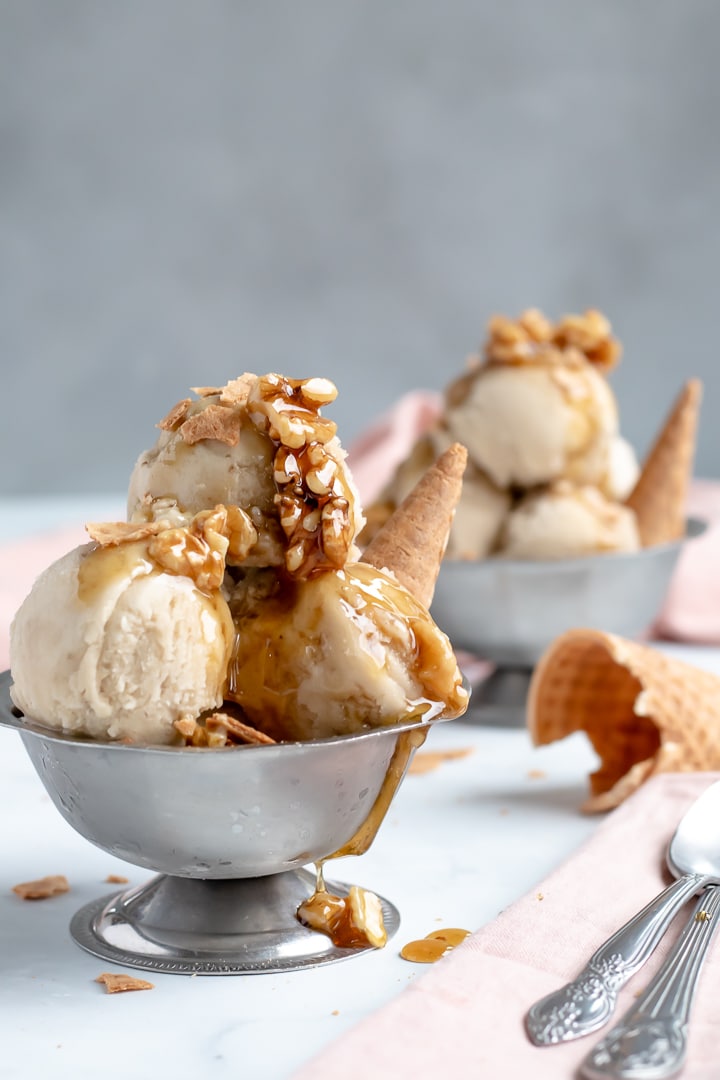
[
  {"left": 464, "top": 668, "right": 531, "bottom": 728},
  {"left": 70, "top": 869, "right": 400, "bottom": 975}
]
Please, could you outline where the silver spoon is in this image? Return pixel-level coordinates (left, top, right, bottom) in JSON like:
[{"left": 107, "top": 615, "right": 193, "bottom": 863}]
[
  {"left": 579, "top": 878, "right": 720, "bottom": 1077},
  {"left": 526, "top": 779, "right": 720, "bottom": 1046}
]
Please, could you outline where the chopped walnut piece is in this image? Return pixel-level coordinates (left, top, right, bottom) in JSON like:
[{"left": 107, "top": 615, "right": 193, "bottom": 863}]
[
  {"left": 173, "top": 716, "right": 198, "bottom": 739},
  {"left": 105, "top": 874, "right": 130, "bottom": 884},
  {"left": 248, "top": 373, "right": 338, "bottom": 448},
  {"left": 483, "top": 307, "right": 621, "bottom": 372},
  {"left": 198, "top": 504, "right": 258, "bottom": 566},
  {"left": 518, "top": 307, "right": 553, "bottom": 342},
  {"left": 206, "top": 712, "right": 277, "bottom": 745},
  {"left": 269, "top": 437, "right": 355, "bottom": 578},
  {"left": 297, "top": 885, "right": 387, "bottom": 949},
  {"left": 553, "top": 308, "right": 622, "bottom": 371},
  {"left": 179, "top": 403, "right": 242, "bottom": 446},
  {"left": 13, "top": 874, "right": 70, "bottom": 900},
  {"left": 86, "top": 520, "right": 164, "bottom": 546},
  {"left": 148, "top": 503, "right": 257, "bottom": 590},
  {"left": 148, "top": 527, "right": 225, "bottom": 591},
  {"left": 157, "top": 398, "right": 192, "bottom": 431},
  {"left": 96, "top": 972, "right": 154, "bottom": 994}
]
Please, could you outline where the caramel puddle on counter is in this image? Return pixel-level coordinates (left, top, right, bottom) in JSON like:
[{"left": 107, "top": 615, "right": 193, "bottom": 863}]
[
  {"left": 400, "top": 928, "right": 471, "bottom": 964},
  {"left": 296, "top": 726, "right": 429, "bottom": 948}
]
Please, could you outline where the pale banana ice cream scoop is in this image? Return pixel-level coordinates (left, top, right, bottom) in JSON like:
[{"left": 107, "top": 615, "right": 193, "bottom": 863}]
[
  {"left": 445, "top": 360, "right": 619, "bottom": 490},
  {"left": 9, "top": 542, "right": 234, "bottom": 744},
  {"left": 128, "top": 374, "right": 364, "bottom": 572},
  {"left": 226, "top": 561, "right": 468, "bottom": 742},
  {"left": 498, "top": 483, "right": 640, "bottom": 560},
  {"left": 602, "top": 434, "right": 640, "bottom": 501},
  {"left": 370, "top": 428, "right": 510, "bottom": 559}
]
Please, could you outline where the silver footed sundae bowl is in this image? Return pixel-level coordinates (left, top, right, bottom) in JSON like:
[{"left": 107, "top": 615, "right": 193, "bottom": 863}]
[
  {"left": 2, "top": 374, "right": 470, "bottom": 975},
  {"left": 0, "top": 669, "right": 436, "bottom": 975}
]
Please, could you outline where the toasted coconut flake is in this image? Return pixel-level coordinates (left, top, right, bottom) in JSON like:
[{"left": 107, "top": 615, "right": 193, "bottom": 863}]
[
  {"left": 190, "top": 385, "right": 222, "bottom": 397},
  {"left": 179, "top": 404, "right": 242, "bottom": 446},
  {"left": 206, "top": 712, "right": 277, "bottom": 745},
  {"left": 96, "top": 972, "right": 154, "bottom": 994},
  {"left": 219, "top": 373, "right": 258, "bottom": 406},
  {"left": 13, "top": 874, "right": 70, "bottom": 900},
  {"left": 157, "top": 398, "right": 192, "bottom": 431},
  {"left": 86, "top": 520, "right": 163, "bottom": 547}
]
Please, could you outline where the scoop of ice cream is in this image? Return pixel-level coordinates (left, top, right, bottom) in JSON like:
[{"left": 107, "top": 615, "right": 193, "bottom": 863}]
[
  {"left": 601, "top": 434, "right": 641, "bottom": 501},
  {"left": 10, "top": 542, "right": 234, "bottom": 744},
  {"left": 367, "top": 429, "right": 510, "bottom": 560},
  {"left": 128, "top": 401, "right": 284, "bottom": 563},
  {"left": 445, "top": 359, "right": 618, "bottom": 489},
  {"left": 128, "top": 374, "right": 364, "bottom": 575},
  {"left": 226, "top": 561, "right": 468, "bottom": 741},
  {"left": 498, "top": 483, "right": 640, "bottom": 560}
]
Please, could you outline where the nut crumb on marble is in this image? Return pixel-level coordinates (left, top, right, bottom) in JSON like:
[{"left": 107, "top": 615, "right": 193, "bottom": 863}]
[
  {"left": 96, "top": 972, "right": 154, "bottom": 994},
  {"left": 408, "top": 747, "right": 474, "bottom": 775},
  {"left": 12, "top": 874, "right": 70, "bottom": 900}
]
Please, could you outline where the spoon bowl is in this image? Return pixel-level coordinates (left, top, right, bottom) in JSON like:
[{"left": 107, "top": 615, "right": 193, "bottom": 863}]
[{"left": 667, "top": 781, "right": 720, "bottom": 880}]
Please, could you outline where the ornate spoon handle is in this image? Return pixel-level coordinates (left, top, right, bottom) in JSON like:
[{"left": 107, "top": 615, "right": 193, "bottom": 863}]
[
  {"left": 525, "top": 873, "right": 707, "bottom": 1045},
  {"left": 580, "top": 886, "right": 720, "bottom": 1079}
]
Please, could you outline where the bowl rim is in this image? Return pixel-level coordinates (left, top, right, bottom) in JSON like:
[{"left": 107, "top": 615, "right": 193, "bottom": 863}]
[
  {"left": 0, "top": 668, "right": 460, "bottom": 756},
  {"left": 437, "top": 516, "right": 706, "bottom": 576}
]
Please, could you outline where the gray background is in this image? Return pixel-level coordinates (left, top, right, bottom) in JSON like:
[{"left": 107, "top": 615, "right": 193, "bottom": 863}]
[{"left": 1, "top": 0, "right": 718, "bottom": 494}]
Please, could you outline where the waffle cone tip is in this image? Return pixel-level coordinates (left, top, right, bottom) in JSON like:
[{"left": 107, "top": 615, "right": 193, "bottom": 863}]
[
  {"left": 360, "top": 443, "right": 467, "bottom": 608},
  {"left": 625, "top": 379, "right": 702, "bottom": 547}
]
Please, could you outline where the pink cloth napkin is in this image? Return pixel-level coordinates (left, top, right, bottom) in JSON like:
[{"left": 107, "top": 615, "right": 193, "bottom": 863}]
[
  {"left": 655, "top": 479, "right": 720, "bottom": 643},
  {"left": 294, "top": 773, "right": 720, "bottom": 1080},
  {"left": 0, "top": 525, "right": 89, "bottom": 672}
]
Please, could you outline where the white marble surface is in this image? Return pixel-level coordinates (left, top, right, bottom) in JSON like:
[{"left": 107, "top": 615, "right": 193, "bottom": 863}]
[{"left": 3, "top": 500, "right": 720, "bottom": 1079}]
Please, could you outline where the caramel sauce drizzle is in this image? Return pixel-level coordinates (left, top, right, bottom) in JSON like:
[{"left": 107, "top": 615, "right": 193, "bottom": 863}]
[
  {"left": 400, "top": 927, "right": 471, "bottom": 964},
  {"left": 295, "top": 726, "right": 428, "bottom": 949}
]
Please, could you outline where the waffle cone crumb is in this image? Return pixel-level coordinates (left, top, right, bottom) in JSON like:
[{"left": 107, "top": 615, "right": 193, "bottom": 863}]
[
  {"left": 528, "top": 628, "right": 720, "bottom": 811},
  {"left": 12, "top": 874, "right": 70, "bottom": 900},
  {"left": 361, "top": 443, "right": 467, "bottom": 608},
  {"left": 96, "top": 972, "right": 154, "bottom": 993}
]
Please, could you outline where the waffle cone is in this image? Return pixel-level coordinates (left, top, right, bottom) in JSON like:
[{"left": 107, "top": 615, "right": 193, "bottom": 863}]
[
  {"left": 625, "top": 379, "right": 702, "bottom": 547},
  {"left": 360, "top": 443, "right": 467, "bottom": 608},
  {"left": 528, "top": 628, "right": 720, "bottom": 812}
]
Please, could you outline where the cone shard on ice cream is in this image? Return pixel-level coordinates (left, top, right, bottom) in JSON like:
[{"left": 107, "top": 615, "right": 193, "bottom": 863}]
[
  {"left": 625, "top": 379, "right": 702, "bottom": 547},
  {"left": 360, "top": 443, "right": 467, "bottom": 608},
  {"left": 528, "top": 628, "right": 720, "bottom": 812}
]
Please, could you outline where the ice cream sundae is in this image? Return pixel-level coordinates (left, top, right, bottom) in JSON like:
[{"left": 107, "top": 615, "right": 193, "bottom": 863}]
[
  {"left": 10, "top": 374, "right": 468, "bottom": 748},
  {"left": 364, "top": 309, "right": 701, "bottom": 561}
]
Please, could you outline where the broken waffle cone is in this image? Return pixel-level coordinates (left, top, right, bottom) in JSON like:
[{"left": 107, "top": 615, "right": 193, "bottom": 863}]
[
  {"left": 360, "top": 443, "right": 467, "bottom": 609},
  {"left": 625, "top": 379, "right": 702, "bottom": 547},
  {"left": 527, "top": 628, "right": 720, "bottom": 812}
]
